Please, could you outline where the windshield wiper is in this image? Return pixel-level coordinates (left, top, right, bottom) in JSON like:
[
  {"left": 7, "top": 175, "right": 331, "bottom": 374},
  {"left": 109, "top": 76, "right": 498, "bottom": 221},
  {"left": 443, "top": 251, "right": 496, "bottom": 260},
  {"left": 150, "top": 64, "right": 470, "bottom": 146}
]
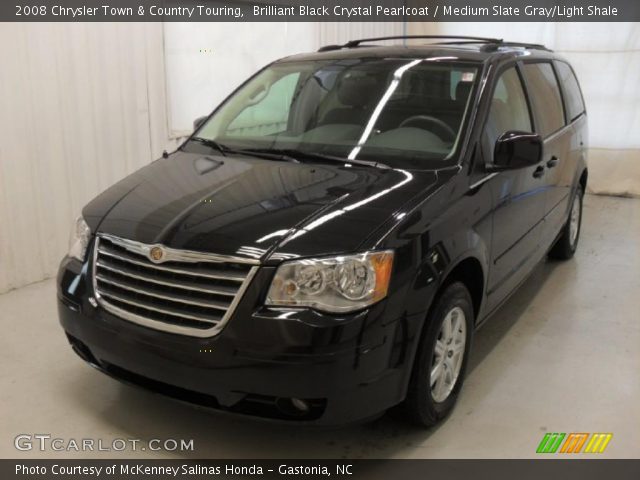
[
  {"left": 229, "top": 148, "right": 301, "bottom": 164},
  {"left": 191, "top": 140, "right": 300, "bottom": 164},
  {"left": 189, "top": 141, "right": 389, "bottom": 169},
  {"left": 191, "top": 137, "right": 230, "bottom": 157},
  {"left": 247, "top": 148, "right": 391, "bottom": 169}
]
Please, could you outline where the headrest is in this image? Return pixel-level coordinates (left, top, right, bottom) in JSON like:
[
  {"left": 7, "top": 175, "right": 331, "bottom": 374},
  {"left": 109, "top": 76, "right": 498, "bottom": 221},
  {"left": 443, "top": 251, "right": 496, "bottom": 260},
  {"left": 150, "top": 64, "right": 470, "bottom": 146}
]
[
  {"left": 455, "top": 81, "right": 472, "bottom": 102},
  {"left": 336, "top": 73, "right": 384, "bottom": 108}
]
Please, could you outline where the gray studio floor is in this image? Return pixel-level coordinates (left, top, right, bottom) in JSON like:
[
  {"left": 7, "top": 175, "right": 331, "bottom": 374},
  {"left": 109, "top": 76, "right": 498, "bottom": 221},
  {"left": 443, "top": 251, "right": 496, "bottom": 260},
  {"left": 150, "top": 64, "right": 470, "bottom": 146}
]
[{"left": 1, "top": 194, "right": 638, "bottom": 459}]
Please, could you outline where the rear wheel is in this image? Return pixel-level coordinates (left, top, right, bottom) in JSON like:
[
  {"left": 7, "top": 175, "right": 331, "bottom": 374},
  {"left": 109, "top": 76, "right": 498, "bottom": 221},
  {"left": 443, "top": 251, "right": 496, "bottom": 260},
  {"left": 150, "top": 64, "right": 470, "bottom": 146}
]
[
  {"left": 548, "top": 185, "right": 583, "bottom": 260},
  {"left": 403, "top": 282, "right": 473, "bottom": 427}
]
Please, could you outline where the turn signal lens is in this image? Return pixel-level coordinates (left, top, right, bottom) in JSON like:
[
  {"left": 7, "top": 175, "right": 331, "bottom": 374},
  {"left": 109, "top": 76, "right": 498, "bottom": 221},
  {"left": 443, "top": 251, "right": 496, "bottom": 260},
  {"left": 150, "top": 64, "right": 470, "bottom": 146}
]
[{"left": 371, "top": 251, "right": 394, "bottom": 303}]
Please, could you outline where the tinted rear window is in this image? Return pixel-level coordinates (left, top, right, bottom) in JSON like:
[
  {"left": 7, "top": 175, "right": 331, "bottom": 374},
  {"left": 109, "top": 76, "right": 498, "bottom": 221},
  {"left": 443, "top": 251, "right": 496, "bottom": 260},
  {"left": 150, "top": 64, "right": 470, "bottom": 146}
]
[
  {"left": 555, "top": 61, "right": 585, "bottom": 121},
  {"left": 523, "top": 63, "right": 565, "bottom": 137}
]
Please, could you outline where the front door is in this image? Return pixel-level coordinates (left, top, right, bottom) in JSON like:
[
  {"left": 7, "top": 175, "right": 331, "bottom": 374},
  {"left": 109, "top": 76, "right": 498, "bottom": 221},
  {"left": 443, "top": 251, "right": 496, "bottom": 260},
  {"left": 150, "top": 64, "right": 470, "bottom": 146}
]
[{"left": 482, "top": 65, "right": 547, "bottom": 312}]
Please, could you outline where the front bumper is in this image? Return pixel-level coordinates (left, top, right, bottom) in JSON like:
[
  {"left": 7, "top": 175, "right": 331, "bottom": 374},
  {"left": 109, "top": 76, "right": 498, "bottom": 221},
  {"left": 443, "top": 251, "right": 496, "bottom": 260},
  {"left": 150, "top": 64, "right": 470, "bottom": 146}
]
[{"left": 57, "top": 255, "right": 426, "bottom": 426}]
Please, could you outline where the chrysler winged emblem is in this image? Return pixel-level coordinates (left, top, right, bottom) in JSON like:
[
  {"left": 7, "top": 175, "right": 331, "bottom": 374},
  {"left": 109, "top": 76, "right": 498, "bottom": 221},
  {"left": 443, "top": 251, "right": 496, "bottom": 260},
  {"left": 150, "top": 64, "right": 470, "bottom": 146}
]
[{"left": 149, "top": 246, "right": 165, "bottom": 263}]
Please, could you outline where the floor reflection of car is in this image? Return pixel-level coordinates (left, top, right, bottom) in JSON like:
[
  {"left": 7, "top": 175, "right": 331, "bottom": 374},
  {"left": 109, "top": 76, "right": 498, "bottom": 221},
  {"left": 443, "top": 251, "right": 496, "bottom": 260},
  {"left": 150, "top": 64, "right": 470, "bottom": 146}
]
[{"left": 58, "top": 35, "right": 588, "bottom": 427}]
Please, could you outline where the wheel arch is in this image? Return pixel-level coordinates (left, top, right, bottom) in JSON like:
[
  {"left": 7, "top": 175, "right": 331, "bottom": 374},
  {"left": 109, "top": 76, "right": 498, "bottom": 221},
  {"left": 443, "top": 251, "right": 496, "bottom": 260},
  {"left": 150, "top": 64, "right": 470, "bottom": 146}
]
[
  {"left": 579, "top": 167, "right": 588, "bottom": 192},
  {"left": 399, "top": 254, "right": 485, "bottom": 416},
  {"left": 436, "top": 255, "right": 485, "bottom": 322}
]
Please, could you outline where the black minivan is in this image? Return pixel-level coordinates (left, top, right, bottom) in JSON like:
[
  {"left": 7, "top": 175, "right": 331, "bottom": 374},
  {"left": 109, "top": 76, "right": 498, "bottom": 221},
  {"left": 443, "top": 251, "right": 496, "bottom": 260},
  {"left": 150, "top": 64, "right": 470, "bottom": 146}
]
[{"left": 58, "top": 36, "right": 588, "bottom": 426}]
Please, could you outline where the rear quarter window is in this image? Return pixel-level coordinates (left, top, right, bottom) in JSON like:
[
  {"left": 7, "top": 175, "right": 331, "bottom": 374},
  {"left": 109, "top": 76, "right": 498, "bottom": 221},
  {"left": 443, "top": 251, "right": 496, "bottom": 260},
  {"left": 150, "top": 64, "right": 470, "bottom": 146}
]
[
  {"left": 555, "top": 61, "right": 586, "bottom": 121},
  {"left": 522, "top": 62, "right": 565, "bottom": 137}
]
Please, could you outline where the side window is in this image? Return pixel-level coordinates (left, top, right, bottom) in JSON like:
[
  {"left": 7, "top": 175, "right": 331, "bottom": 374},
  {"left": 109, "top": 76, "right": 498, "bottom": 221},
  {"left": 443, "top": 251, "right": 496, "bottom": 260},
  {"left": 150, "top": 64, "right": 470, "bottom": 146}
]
[
  {"left": 484, "top": 67, "right": 532, "bottom": 157},
  {"left": 522, "top": 63, "right": 565, "bottom": 137},
  {"left": 555, "top": 61, "right": 585, "bottom": 121},
  {"left": 226, "top": 72, "right": 300, "bottom": 137}
]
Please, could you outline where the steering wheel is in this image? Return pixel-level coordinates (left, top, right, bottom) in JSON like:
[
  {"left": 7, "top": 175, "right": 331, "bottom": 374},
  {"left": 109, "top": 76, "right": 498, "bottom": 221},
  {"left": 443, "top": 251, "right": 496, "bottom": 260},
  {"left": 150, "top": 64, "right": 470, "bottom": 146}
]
[{"left": 399, "top": 115, "right": 456, "bottom": 142}]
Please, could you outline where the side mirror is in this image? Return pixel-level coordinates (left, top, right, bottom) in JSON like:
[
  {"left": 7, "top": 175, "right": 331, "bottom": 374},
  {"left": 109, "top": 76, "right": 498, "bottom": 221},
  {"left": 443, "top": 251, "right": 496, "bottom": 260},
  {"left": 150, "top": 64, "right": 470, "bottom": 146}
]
[
  {"left": 193, "top": 116, "right": 208, "bottom": 131},
  {"left": 489, "top": 131, "right": 542, "bottom": 171}
]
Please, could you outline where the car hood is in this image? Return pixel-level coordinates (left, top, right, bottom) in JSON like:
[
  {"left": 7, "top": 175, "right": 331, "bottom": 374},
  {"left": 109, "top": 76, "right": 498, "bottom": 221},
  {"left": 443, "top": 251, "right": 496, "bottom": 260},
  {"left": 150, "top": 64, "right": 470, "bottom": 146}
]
[{"left": 84, "top": 150, "right": 443, "bottom": 263}]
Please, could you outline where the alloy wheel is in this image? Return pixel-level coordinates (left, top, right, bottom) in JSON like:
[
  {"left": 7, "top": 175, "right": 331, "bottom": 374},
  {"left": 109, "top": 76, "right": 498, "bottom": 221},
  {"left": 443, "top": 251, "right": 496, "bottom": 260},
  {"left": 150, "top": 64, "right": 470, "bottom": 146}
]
[{"left": 430, "top": 306, "right": 466, "bottom": 403}]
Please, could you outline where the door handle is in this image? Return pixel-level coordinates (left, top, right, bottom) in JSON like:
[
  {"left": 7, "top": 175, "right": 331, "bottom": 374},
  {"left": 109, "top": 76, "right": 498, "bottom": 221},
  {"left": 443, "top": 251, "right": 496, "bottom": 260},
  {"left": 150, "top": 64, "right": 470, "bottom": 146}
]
[
  {"left": 547, "top": 156, "right": 559, "bottom": 168},
  {"left": 533, "top": 165, "right": 545, "bottom": 178}
]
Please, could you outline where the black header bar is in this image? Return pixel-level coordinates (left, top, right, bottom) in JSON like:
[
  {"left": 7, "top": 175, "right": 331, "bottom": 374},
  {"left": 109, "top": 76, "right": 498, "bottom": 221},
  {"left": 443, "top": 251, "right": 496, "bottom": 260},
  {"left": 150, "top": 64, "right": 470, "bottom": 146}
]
[
  {"left": 3, "top": 0, "right": 640, "bottom": 22},
  {"left": 3, "top": 459, "right": 640, "bottom": 480}
]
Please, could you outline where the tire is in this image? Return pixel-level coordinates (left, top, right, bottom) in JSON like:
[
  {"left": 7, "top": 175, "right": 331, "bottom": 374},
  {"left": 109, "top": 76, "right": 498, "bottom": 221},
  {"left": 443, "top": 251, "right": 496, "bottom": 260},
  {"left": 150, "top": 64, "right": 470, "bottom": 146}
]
[
  {"left": 548, "top": 185, "right": 583, "bottom": 260},
  {"left": 403, "top": 282, "right": 474, "bottom": 427}
]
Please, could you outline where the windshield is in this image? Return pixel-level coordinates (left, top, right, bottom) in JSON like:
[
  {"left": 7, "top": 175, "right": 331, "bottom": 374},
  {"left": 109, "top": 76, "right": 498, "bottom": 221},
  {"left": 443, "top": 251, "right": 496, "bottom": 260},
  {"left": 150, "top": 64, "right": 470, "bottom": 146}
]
[{"left": 193, "top": 58, "right": 479, "bottom": 168}]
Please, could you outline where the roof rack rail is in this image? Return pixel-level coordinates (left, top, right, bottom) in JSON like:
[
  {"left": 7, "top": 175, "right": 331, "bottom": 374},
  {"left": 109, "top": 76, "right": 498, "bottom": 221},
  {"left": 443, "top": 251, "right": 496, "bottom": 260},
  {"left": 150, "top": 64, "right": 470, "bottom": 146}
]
[
  {"left": 346, "top": 35, "right": 503, "bottom": 48},
  {"left": 481, "top": 41, "right": 552, "bottom": 52},
  {"left": 317, "top": 44, "right": 343, "bottom": 52},
  {"left": 317, "top": 35, "right": 551, "bottom": 52},
  {"left": 318, "top": 35, "right": 502, "bottom": 52}
]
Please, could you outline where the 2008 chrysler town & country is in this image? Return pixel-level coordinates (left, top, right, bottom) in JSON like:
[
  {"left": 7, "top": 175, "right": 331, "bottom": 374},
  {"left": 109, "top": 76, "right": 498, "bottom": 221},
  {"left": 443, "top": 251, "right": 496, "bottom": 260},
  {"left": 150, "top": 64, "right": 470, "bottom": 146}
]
[{"left": 58, "top": 36, "right": 588, "bottom": 426}]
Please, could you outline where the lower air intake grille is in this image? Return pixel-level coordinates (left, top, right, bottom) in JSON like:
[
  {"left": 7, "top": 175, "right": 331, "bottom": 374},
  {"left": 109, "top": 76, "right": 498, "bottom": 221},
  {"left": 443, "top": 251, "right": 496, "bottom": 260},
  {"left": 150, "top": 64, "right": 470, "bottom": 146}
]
[{"left": 92, "top": 235, "right": 258, "bottom": 337}]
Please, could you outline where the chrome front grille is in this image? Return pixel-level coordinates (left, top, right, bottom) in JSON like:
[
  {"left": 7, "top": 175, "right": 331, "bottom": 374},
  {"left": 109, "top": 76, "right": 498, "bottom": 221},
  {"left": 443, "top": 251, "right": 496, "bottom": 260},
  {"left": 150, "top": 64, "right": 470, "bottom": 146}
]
[{"left": 92, "top": 234, "right": 258, "bottom": 337}]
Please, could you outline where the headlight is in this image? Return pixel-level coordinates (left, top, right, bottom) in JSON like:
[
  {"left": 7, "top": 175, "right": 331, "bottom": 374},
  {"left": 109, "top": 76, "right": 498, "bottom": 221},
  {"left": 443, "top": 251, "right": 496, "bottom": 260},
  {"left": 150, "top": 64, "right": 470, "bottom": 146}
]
[
  {"left": 266, "top": 251, "right": 394, "bottom": 313},
  {"left": 68, "top": 216, "right": 91, "bottom": 261}
]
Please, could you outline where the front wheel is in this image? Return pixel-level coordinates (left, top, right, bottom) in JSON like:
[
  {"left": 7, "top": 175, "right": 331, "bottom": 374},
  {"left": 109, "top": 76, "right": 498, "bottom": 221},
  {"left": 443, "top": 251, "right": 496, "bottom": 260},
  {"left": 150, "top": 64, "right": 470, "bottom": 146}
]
[
  {"left": 548, "top": 185, "right": 583, "bottom": 260},
  {"left": 402, "top": 282, "right": 474, "bottom": 427}
]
